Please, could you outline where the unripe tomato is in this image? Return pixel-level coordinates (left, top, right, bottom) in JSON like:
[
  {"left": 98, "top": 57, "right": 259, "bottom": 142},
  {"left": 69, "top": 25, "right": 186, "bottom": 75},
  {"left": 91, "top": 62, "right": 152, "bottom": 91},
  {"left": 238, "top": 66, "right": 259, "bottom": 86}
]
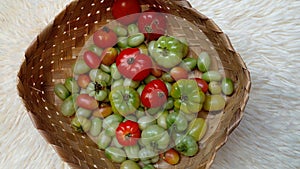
[
  {"left": 77, "top": 74, "right": 91, "bottom": 89},
  {"left": 76, "top": 94, "right": 99, "bottom": 110},
  {"left": 170, "top": 66, "right": 189, "bottom": 81},
  {"left": 160, "top": 149, "right": 180, "bottom": 165}
]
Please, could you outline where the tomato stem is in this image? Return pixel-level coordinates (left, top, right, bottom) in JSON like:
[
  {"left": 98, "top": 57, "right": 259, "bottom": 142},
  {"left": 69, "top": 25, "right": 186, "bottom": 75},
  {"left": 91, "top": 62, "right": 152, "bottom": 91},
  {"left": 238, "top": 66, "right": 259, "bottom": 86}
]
[{"left": 127, "top": 57, "right": 135, "bottom": 65}]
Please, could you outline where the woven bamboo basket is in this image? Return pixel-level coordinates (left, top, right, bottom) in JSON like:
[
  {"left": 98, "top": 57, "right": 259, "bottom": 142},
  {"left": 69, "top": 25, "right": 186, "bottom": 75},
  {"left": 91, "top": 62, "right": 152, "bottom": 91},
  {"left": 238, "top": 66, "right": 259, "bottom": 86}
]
[{"left": 17, "top": 0, "right": 251, "bottom": 168}]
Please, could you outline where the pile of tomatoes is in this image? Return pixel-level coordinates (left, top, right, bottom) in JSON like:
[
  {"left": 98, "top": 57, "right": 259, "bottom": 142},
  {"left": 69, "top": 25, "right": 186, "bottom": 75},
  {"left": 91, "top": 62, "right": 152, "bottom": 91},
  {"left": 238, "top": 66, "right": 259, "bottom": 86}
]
[{"left": 54, "top": 0, "right": 234, "bottom": 168}]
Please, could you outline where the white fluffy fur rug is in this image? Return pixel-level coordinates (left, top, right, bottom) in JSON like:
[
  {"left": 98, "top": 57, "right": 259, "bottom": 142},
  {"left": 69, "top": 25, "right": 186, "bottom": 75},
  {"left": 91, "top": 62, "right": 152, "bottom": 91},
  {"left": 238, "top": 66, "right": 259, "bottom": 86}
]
[{"left": 0, "top": 0, "right": 299, "bottom": 169}]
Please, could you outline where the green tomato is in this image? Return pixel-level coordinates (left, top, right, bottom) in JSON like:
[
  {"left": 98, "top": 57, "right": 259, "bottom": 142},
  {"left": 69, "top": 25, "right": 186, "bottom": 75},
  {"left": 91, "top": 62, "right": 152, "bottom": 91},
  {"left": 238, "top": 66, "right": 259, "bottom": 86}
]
[
  {"left": 137, "top": 84, "right": 145, "bottom": 96},
  {"left": 111, "top": 78, "right": 124, "bottom": 90},
  {"left": 222, "top": 78, "right": 234, "bottom": 95},
  {"left": 149, "top": 36, "right": 187, "bottom": 68},
  {"left": 97, "top": 131, "right": 112, "bottom": 150},
  {"left": 123, "top": 78, "right": 140, "bottom": 89},
  {"left": 118, "top": 37, "right": 129, "bottom": 48},
  {"left": 203, "top": 95, "right": 226, "bottom": 111},
  {"left": 88, "top": 44, "right": 103, "bottom": 56},
  {"left": 135, "top": 108, "right": 146, "bottom": 119},
  {"left": 127, "top": 24, "right": 140, "bottom": 36},
  {"left": 89, "top": 118, "right": 102, "bottom": 137},
  {"left": 164, "top": 82, "right": 172, "bottom": 95},
  {"left": 120, "top": 160, "right": 141, "bottom": 169},
  {"left": 111, "top": 63, "right": 122, "bottom": 80},
  {"left": 124, "top": 114, "right": 138, "bottom": 122},
  {"left": 180, "top": 57, "right": 197, "bottom": 71},
  {"left": 197, "top": 52, "right": 211, "bottom": 72},
  {"left": 160, "top": 73, "right": 174, "bottom": 83},
  {"left": 76, "top": 107, "right": 92, "bottom": 118},
  {"left": 109, "top": 86, "right": 140, "bottom": 116},
  {"left": 144, "top": 75, "right": 156, "bottom": 84},
  {"left": 60, "top": 95, "right": 76, "bottom": 117},
  {"left": 166, "top": 111, "right": 188, "bottom": 132},
  {"left": 77, "top": 116, "right": 92, "bottom": 132},
  {"left": 164, "top": 97, "right": 174, "bottom": 110},
  {"left": 175, "top": 135, "right": 198, "bottom": 157},
  {"left": 114, "top": 26, "right": 128, "bottom": 37},
  {"left": 124, "top": 145, "right": 140, "bottom": 161},
  {"left": 112, "top": 136, "right": 124, "bottom": 148},
  {"left": 128, "top": 33, "right": 145, "bottom": 47},
  {"left": 138, "top": 116, "right": 156, "bottom": 131},
  {"left": 64, "top": 78, "right": 80, "bottom": 94},
  {"left": 187, "top": 118, "right": 207, "bottom": 141},
  {"left": 202, "top": 71, "right": 222, "bottom": 82},
  {"left": 171, "top": 79, "right": 205, "bottom": 114},
  {"left": 54, "top": 83, "right": 70, "bottom": 100},
  {"left": 141, "top": 125, "right": 170, "bottom": 150},
  {"left": 100, "top": 64, "right": 111, "bottom": 73},
  {"left": 138, "top": 148, "right": 158, "bottom": 162},
  {"left": 157, "top": 111, "right": 169, "bottom": 129},
  {"left": 105, "top": 122, "right": 120, "bottom": 137},
  {"left": 73, "top": 60, "right": 91, "bottom": 75},
  {"left": 103, "top": 114, "right": 123, "bottom": 129},
  {"left": 105, "top": 147, "right": 126, "bottom": 163},
  {"left": 209, "top": 81, "right": 222, "bottom": 94}
]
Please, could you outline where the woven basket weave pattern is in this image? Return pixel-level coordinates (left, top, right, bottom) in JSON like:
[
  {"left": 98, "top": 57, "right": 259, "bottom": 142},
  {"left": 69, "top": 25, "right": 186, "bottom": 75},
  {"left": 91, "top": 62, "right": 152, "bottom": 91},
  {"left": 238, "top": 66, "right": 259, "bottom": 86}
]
[{"left": 17, "top": 0, "right": 251, "bottom": 168}]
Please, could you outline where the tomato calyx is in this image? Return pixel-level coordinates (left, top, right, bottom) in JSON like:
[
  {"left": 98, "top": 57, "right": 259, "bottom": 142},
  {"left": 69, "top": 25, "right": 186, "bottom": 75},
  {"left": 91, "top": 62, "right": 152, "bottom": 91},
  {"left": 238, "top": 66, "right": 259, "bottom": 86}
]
[
  {"left": 102, "top": 26, "right": 110, "bottom": 32},
  {"left": 127, "top": 57, "right": 135, "bottom": 65}
]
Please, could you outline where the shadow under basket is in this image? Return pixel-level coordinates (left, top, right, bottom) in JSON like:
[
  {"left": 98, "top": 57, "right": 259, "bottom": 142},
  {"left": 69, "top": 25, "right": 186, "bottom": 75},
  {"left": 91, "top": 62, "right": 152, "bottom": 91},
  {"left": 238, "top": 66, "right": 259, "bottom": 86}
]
[{"left": 17, "top": 0, "right": 251, "bottom": 169}]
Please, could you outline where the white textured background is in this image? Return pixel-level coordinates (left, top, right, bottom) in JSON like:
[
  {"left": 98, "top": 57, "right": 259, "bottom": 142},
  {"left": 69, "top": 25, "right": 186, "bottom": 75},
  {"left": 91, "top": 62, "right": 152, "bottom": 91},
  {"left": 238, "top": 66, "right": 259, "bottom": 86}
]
[{"left": 0, "top": 0, "right": 299, "bottom": 169}]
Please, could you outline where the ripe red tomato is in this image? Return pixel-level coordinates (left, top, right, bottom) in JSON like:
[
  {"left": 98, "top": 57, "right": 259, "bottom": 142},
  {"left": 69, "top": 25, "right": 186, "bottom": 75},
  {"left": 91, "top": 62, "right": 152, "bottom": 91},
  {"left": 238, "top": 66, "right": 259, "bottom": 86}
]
[
  {"left": 137, "top": 9, "right": 167, "bottom": 41},
  {"left": 193, "top": 78, "right": 209, "bottom": 93},
  {"left": 112, "top": 0, "right": 141, "bottom": 25},
  {"left": 141, "top": 79, "right": 168, "bottom": 108},
  {"left": 93, "top": 27, "right": 117, "bottom": 48},
  {"left": 116, "top": 48, "right": 152, "bottom": 81},
  {"left": 83, "top": 51, "right": 101, "bottom": 69},
  {"left": 160, "top": 149, "right": 180, "bottom": 165},
  {"left": 116, "top": 120, "right": 141, "bottom": 146}
]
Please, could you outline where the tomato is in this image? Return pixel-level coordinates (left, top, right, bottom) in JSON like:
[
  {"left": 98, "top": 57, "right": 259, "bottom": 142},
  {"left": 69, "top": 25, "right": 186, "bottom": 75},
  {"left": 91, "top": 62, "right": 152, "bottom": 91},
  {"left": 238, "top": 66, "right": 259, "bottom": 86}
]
[
  {"left": 100, "top": 47, "right": 118, "bottom": 66},
  {"left": 77, "top": 74, "right": 91, "bottom": 89},
  {"left": 170, "top": 66, "right": 189, "bottom": 81},
  {"left": 112, "top": 0, "right": 141, "bottom": 25},
  {"left": 76, "top": 94, "right": 99, "bottom": 110},
  {"left": 193, "top": 78, "right": 208, "bottom": 93},
  {"left": 160, "top": 149, "right": 180, "bottom": 165},
  {"left": 116, "top": 48, "right": 152, "bottom": 81},
  {"left": 93, "top": 27, "right": 117, "bottom": 48},
  {"left": 83, "top": 51, "right": 101, "bottom": 69},
  {"left": 141, "top": 79, "right": 168, "bottom": 108},
  {"left": 137, "top": 9, "right": 167, "bottom": 41},
  {"left": 116, "top": 120, "right": 141, "bottom": 146}
]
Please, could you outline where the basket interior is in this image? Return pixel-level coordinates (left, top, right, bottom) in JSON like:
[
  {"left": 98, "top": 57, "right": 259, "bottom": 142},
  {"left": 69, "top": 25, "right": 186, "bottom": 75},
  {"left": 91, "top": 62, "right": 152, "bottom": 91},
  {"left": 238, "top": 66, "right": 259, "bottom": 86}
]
[{"left": 18, "top": 0, "right": 251, "bottom": 168}]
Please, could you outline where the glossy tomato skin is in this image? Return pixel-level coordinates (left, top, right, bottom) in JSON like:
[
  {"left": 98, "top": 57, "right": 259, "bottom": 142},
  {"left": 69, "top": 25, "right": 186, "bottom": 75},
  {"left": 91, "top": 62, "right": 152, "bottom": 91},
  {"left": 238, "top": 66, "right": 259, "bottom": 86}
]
[
  {"left": 160, "top": 149, "right": 180, "bottom": 165},
  {"left": 141, "top": 79, "right": 168, "bottom": 108},
  {"left": 138, "top": 9, "right": 167, "bottom": 41},
  {"left": 112, "top": 0, "right": 141, "bottom": 25},
  {"left": 83, "top": 51, "right": 101, "bottom": 69},
  {"left": 116, "top": 120, "right": 141, "bottom": 146},
  {"left": 93, "top": 27, "right": 118, "bottom": 48},
  {"left": 116, "top": 48, "right": 152, "bottom": 81},
  {"left": 193, "top": 78, "right": 208, "bottom": 93}
]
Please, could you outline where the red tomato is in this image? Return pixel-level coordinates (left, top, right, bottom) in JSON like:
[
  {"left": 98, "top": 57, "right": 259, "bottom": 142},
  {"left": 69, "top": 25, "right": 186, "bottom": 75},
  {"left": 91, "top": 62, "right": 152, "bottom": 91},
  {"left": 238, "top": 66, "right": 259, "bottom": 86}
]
[
  {"left": 116, "top": 120, "right": 141, "bottom": 146},
  {"left": 93, "top": 27, "right": 117, "bottom": 48},
  {"left": 170, "top": 66, "right": 189, "bottom": 81},
  {"left": 137, "top": 9, "right": 167, "bottom": 41},
  {"left": 76, "top": 94, "right": 99, "bottom": 110},
  {"left": 141, "top": 79, "right": 168, "bottom": 108},
  {"left": 100, "top": 47, "right": 118, "bottom": 66},
  {"left": 112, "top": 0, "right": 141, "bottom": 25},
  {"left": 77, "top": 74, "right": 91, "bottom": 89},
  {"left": 116, "top": 48, "right": 152, "bottom": 81},
  {"left": 193, "top": 78, "right": 208, "bottom": 93},
  {"left": 83, "top": 51, "right": 101, "bottom": 69},
  {"left": 160, "top": 149, "right": 180, "bottom": 165}
]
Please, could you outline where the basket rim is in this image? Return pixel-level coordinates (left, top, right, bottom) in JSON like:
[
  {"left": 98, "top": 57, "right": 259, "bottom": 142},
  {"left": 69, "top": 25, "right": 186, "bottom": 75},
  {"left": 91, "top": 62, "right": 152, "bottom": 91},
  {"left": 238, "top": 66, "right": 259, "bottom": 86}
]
[{"left": 18, "top": 0, "right": 251, "bottom": 169}]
